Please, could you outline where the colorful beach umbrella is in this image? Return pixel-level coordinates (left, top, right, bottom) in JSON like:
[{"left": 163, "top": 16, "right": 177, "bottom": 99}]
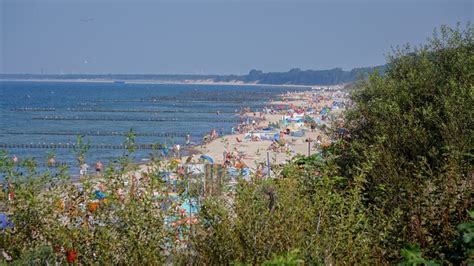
[{"left": 200, "top": 154, "right": 214, "bottom": 164}]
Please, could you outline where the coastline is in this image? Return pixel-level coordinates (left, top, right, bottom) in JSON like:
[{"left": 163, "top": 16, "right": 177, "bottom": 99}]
[
  {"left": 192, "top": 91, "right": 332, "bottom": 168},
  {"left": 134, "top": 86, "right": 346, "bottom": 174},
  {"left": 0, "top": 78, "right": 327, "bottom": 89},
  {"left": 2, "top": 80, "right": 345, "bottom": 178}
]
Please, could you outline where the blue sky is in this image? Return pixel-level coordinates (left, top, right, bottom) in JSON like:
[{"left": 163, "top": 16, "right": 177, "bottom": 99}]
[{"left": 1, "top": 0, "right": 472, "bottom": 74}]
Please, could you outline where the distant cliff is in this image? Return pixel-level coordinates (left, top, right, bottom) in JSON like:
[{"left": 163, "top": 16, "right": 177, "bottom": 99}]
[{"left": 0, "top": 65, "right": 385, "bottom": 86}]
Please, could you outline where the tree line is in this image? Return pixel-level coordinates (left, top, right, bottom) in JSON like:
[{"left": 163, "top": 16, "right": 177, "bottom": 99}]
[{"left": 0, "top": 66, "right": 385, "bottom": 86}]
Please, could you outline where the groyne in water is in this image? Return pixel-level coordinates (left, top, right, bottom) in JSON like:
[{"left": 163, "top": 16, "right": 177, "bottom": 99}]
[
  {"left": 1, "top": 131, "right": 189, "bottom": 137},
  {"left": 12, "top": 108, "right": 237, "bottom": 114},
  {"left": 32, "top": 116, "right": 241, "bottom": 123},
  {"left": 0, "top": 143, "right": 165, "bottom": 150}
]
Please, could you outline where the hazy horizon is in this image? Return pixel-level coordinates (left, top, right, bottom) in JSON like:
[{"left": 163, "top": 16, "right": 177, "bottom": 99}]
[{"left": 1, "top": 0, "right": 472, "bottom": 75}]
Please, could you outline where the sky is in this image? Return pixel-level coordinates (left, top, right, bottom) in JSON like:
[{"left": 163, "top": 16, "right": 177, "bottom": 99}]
[{"left": 1, "top": 0, "right": 472, "bottom": 75}]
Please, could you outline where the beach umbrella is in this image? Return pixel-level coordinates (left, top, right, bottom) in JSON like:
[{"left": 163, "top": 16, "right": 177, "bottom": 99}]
[{"left": 200, "top": 154, "right": 214, "bottom": 164}]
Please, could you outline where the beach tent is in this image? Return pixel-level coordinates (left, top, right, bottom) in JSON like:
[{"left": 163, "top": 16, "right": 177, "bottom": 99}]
[
  {"left": 200, "top": 154, "right": 214, "bottom": 164},
  {"left": 284, "top": 116, "right": 304, "bottom": 123}
]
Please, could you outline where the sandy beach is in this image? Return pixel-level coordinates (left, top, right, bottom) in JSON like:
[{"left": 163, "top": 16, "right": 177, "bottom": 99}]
[
  {"left": 131, "top": 85, "right": 349, "bottom": 177},
  {"left": 193, "top": 87, "right": 347, "bottom": 169},
  {"left": 140, "top": 84, "right": 347, "bottom": 176}
]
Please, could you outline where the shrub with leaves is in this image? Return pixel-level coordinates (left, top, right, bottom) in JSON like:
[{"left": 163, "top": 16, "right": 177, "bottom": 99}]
[{"left": 342, "top": 23, "right": 473, "bottom": 261}]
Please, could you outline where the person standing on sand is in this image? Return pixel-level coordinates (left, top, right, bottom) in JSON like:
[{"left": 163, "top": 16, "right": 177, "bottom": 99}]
[
  {"left": 79, "top": 165, "right": 84, "bottom": 178},
  {"left": 176, "top": 144, "right": 181, "bottom": 158},
  {"left": 162, "top": 144, "right": 169, "bottom": 159},
  {"left": 7, "top": 182, "right": 14, "bottom": 201},
  {"left": 211, "top": 129, "right": 217, "bottom": 139},
  {"left": 185, "top": 134, "right": 191, "bottom": 145},
  {"left": 80, "top": 163, "right": 89, "bottom": 179},
  {"left": 48, "top": 156, "right": 56, "bottom": 167},
  {"left": 316, "top": 135, "right": 322, "bottom": 148},
  {"left": 95, "top": 161, "right": 103, "bottom": 177},
  {"left": 172, "top": 144, "right": 177, "bottom": 158}
]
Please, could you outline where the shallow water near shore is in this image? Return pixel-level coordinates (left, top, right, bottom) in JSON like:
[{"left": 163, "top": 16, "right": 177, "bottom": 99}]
[{"left": 0, "top": 81, "right": 306, "bottom": 173}]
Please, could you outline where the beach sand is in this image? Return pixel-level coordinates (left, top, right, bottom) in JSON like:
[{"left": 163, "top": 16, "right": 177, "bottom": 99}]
[
  {"left": 192, "top": 88, "right": 344, "bottom": 169},
  {"left": 132, "top": 86, "right": 348, "bottom": 175}
]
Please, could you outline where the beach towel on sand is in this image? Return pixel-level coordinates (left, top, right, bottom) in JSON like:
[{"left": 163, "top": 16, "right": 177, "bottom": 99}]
[{"left": 95, "top": 190, "right": 107, "bottom": 200}]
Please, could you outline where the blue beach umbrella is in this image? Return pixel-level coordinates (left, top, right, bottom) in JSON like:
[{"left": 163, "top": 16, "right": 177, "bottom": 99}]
[{"left": 200, "top": 154, "right": 214, "bottom": 164}]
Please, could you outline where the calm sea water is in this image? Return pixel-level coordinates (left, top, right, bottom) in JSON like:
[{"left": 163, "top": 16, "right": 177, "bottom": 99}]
[{"left": 0, "top": 81, "right": 300, "bottom": 171}]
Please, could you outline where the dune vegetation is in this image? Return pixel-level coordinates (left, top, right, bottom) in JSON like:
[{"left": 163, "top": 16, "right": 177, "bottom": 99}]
[{"left": 1, "top": 24, "right": 472, "bottom": 264}]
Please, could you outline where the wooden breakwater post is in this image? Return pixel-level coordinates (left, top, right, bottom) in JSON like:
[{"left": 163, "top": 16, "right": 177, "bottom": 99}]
[{"left": 267, "top": 151, "right": 271, "bottom": 178}]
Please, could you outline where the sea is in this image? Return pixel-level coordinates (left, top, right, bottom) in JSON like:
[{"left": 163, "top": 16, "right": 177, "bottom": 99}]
[{"left": 0, "top": 81, "right": 304, "bottom": 174}]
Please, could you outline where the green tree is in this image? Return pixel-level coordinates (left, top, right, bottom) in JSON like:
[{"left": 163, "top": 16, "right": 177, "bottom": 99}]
[{"left": 342, "top": 23, "right": 473, "bottom": 261}]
